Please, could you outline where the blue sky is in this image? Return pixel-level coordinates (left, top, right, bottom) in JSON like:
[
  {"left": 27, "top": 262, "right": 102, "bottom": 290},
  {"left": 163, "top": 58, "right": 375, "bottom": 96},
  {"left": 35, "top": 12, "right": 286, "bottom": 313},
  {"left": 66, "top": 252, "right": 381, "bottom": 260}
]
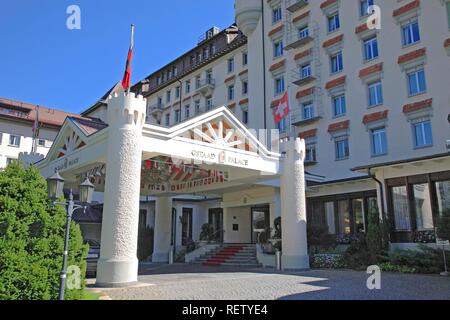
[{"left": 0, "top": 0, "right": 234, "bottom": 114}]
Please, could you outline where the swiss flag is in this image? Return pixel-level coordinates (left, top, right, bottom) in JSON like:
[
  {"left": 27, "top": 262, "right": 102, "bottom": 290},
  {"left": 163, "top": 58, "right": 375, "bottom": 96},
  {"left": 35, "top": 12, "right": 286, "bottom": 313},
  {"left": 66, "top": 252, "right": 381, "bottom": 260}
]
[{"left": 273, "top": 92, "right": 290, "bottom": 124}]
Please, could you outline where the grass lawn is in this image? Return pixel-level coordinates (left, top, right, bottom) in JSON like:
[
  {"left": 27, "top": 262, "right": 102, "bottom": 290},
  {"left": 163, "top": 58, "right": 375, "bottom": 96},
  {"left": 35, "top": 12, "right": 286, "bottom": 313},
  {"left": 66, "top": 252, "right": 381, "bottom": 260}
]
[{"left": 81, "top": 291, "right": 102, "bottom": 300}]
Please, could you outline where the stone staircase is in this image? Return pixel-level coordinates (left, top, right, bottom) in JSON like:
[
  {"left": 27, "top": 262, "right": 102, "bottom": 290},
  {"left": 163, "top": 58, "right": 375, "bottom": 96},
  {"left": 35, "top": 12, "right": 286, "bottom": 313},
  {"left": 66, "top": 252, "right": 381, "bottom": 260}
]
[{"left": 191, "top": 244, "right": 261, "bottom": 267}]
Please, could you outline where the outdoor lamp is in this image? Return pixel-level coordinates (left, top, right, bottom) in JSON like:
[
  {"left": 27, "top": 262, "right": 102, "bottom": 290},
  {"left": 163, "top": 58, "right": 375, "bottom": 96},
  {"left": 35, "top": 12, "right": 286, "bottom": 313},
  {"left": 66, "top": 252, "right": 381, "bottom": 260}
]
[
  {"left": 47, "top": 172, "right": 65, "bottom": 200},
  {"left": 79, "top": 177, "right": 95, "bottom": 204}
]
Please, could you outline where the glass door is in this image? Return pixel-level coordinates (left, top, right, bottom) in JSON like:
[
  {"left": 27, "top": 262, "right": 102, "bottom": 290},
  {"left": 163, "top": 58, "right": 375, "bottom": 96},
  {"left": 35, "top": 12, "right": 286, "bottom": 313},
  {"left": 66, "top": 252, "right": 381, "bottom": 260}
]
[
  {"left": 251, "top": 206, "right": 270, "bottom": 244},
  {"left": 208, "top": 208, "right": 223, "bottom": 243},
  {"left": 181, "top": 208, "right": 193, "bottom": 246}
]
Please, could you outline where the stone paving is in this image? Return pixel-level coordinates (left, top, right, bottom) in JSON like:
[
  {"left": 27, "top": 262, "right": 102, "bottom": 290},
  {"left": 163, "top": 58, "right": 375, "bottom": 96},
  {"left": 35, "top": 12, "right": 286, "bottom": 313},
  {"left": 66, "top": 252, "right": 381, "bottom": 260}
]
[{"left": 97, "top": 264, "right": 450, "bottom": 300}]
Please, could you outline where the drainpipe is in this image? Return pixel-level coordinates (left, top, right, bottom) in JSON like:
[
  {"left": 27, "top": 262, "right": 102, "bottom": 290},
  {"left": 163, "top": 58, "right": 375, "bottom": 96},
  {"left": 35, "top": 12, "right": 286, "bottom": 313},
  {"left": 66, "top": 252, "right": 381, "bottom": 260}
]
[
  {"left": 368, "top": 168, "right": 386, "bottom": 219},
  {"left": 261, "top": 0, "right": 267, "bottom": 132}
]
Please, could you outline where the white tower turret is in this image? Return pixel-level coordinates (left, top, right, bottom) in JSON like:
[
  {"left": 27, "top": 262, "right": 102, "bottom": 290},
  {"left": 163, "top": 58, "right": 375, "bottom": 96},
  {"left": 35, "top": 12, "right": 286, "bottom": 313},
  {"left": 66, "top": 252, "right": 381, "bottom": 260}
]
[
  {"left": 235, "top": 0, "right": 263, "bottom": 36},
  {"left": 96, "top": 92, "right": 146, "bottom": 287}
]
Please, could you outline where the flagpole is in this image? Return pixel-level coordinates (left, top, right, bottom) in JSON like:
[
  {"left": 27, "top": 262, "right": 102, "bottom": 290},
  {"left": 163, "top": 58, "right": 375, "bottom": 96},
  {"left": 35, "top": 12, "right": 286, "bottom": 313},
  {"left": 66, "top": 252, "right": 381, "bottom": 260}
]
[{"left": 127, "top": 24, "right": 135, "bottom": 95}]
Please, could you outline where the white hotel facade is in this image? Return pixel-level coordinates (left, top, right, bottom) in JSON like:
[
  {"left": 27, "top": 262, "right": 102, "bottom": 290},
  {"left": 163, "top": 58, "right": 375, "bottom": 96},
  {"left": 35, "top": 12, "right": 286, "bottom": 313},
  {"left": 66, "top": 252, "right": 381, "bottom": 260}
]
[{"left": 8, "top": 0, "right": 450, "bottom": 286}]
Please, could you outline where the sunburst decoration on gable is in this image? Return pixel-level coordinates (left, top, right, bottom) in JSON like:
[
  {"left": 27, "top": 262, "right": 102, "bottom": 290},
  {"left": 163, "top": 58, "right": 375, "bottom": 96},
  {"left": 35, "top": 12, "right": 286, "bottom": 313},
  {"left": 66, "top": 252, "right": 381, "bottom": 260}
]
[
  {"left": 187, "top": 119, "right": 253, "bottom": 152},
  {"left": 58, "top": 131, "right": 86, "bottom": 158}
]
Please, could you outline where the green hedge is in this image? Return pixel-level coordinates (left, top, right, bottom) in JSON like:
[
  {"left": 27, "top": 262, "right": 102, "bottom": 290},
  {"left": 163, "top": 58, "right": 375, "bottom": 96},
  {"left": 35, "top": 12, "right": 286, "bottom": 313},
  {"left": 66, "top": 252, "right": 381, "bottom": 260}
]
[{"left": 0, "top": 163, "right": 88, "bottom": 300}]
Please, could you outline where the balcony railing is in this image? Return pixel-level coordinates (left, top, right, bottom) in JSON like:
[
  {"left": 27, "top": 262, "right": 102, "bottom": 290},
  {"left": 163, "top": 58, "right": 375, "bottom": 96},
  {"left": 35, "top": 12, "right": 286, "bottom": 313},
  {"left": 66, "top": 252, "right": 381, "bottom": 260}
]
[
  {"left": 286, "top": 0, "right": 309, "bottom": 13},
  {"left": 292, "top": 69, "right": 316, "bottom": 87},
  {"left": 149, "top": 102, "right": 164, "bottom": 114},
  {"left": 196, "top": 78, "right": 216, "bottom": 95},
  {"left": 291, "top": 107, "right": 322, "bottom": 126},
  {"left": 285, "top": 32, "right": 314, "bottom": 51}
]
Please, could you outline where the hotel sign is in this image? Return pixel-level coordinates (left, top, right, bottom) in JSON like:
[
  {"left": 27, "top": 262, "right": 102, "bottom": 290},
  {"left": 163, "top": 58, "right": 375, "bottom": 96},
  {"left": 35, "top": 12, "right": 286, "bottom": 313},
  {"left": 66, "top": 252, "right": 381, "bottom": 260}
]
[
  {"left": 52, "top": 157, "right": 80, "bottom": 173},
  {"left": 190, "top": 149, "right": 249, "bottom": 167}
]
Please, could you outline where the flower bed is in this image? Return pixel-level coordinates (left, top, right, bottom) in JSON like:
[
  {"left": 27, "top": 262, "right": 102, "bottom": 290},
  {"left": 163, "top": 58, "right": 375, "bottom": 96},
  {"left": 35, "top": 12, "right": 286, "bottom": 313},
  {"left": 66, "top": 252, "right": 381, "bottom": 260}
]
[{"left": 310, "top": 253, "right": 346, "bottom": 269}]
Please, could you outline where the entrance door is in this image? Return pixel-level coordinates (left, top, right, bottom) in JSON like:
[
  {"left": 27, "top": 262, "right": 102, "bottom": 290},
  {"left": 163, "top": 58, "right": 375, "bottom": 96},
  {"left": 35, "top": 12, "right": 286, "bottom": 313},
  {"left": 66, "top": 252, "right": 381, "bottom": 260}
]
[
  {"left": 181, "top": 208, "right": 193, "bottom": 246},
  {"left": 251, "top": 206, "right": 270, "bottom": 244},
  {"left": 208, "top": 208, "right": 224, "bottom": 243}
]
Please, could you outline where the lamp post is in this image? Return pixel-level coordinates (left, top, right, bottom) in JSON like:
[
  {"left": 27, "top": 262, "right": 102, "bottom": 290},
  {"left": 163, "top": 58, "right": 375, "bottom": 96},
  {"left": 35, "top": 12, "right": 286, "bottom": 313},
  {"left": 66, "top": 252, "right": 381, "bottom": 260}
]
[{"left": 47, "top": 172, "right": 95, "bottom": 300}]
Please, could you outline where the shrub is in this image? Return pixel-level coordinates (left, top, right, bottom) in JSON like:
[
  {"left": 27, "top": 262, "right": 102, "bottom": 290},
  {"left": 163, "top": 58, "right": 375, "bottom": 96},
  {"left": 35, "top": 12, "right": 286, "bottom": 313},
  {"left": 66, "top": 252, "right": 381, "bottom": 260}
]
[
  {"left": 273, "top": 217, "right": 281, "bottom": 239},
  {"left": 343, "top": 237, "right": 373, "bottom": 270},
  {"left": 199, "top": 223, "right": 214, "bottom": 241},
  {"left": 387, "top": 246, "right": 450, "bottom": 274},
  {"left": 137, "top": 227, "right": 154, "bottom": 261},
  {"left": 366, "top": 199, "right": 384, "bottom": 257},
  {"left": 0, "top": 163, "right": 88, "bottom": 300},
  {"left": 307, "top": 224, "right": 336, "bottom": 254},
  {"left": 379, "top": 262, "right": 417, "bottom": 274}
]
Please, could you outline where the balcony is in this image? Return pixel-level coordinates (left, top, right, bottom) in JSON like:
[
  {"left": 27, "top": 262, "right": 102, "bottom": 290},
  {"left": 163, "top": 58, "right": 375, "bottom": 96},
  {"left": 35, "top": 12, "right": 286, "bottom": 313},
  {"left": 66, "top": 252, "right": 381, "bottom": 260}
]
[
  {"left": 292, "top": 68, "right": 316, "bottom": 87},
  {"left": 291, "top": 108, "right": 321, "bottom": 126},
  {"left": 285, "top": 34, "right": 313, "bottom": 51},
  {"left": 286, "top": 0, "right": 309, "bottom": 13},
  {"left": 149, "top": 102, "right": 164, "bottom": 115},
  {"left": 196, "top": 78, "right": 216, "bottom": 96}
]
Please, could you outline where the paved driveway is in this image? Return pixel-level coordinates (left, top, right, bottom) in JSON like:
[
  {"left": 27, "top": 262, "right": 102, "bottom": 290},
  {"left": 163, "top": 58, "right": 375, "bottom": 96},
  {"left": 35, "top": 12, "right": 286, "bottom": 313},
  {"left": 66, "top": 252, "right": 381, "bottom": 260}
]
[{"left": 97, "top": 264, "right": 450, "bottom": 300}]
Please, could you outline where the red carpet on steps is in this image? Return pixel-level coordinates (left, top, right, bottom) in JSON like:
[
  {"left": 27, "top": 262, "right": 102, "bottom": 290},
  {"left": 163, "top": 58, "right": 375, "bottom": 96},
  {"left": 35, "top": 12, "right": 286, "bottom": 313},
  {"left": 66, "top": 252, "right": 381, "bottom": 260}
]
[{"left": 203, "top": 245, "right": 245, "bottom": 267}]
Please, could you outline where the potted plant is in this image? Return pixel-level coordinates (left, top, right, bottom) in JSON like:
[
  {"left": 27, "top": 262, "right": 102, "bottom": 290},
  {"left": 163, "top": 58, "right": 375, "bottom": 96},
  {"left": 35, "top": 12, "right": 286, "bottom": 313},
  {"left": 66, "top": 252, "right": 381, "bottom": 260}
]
[{"left": 199, "top": 223, "right": 214, "bottom": 245}]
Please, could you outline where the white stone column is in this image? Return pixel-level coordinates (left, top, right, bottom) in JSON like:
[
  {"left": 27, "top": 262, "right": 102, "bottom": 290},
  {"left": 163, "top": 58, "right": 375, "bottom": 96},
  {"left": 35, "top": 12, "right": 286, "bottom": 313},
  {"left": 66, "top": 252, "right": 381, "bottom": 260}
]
[
  {"left": 152, "top": 196, "right": 172, "bottom": 263},
  {"left": 280, "top": 138, "right": 310, "bottom": 270},
  {"left": 96, "top": 92, "right": 146, "bottom": 287}
]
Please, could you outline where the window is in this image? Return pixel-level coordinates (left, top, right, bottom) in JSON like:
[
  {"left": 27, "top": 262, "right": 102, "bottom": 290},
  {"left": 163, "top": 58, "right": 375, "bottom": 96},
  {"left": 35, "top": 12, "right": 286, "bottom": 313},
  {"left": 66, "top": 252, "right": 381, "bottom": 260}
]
[
  {"left": 165, "top": 114, "right": 170, "bottom": 126},
  {"left": 242, "top": 81, "right": 248, "bottom": 95},
  {"left": 335, "top": 136, "right": 349, "bottom": 160},
  {"left": 174, "top": 110, "right": 180, "bottom": 123},
  {"left": 206, "top": 97, "right": 213, "bottom": 111},
  {"left": 228, "top": 85, "right": 235, "bottom": 101},
  {"left": 277, "top": 117, "right": 287, "bottom": 133},
  {"left": 391, "top": 186, "right": 411, "bottom": 231},
  {"left": 206, "top": 69, "right": 213, "bottom": 83},
  {"left": 242, "top": 52, "right": 248, "bottom": 66},
  {"left": 407, "top": 68, "right": 426, "bottom": 96},
  {"left": 328, "top": 13, "right": 340, "bottom": 33},
  {"left": 243, "top": 110, "right": 249, "bottom": 124},
  {"left": 195, "top": 76, "right": 201, "bottom": 89},
  {"left": 413, "top": 183, "right": 434, "bottom": 230},
  {"left": 330, "top": 51, "right": 343, "bottom": 74},
  {"left": 274, "top": 76, "right": 285, "bottom": 95},
  {"left": 6, "top": 158, "right": 17, "bottom": 166},
  {"left": 227, "top": 58, "right": 235, "bottom": 73},
  {"left": 9, "top": 135, "right": 20, "bottom": 147},
  {"left": 447, "top": 2, "right": 450, "bottom": 29},
  {"left": 368, "top": 81, "right": 383, "bottom": 106},
  {"left": 273, "top": 39, "right": 284, "bottom": 58},
  {"left": 157, "top": 97, "right": 163, "bottom": 106},
  {"left": 298, "top": 26, "right": 309, "bottom": 39},
  {"left": 185, "top": 105, "right": 190, "bottom": 119},
  {"left": 337, "top": 200, "right": 351, "bottom": 235},
  {"left": 195, "top": 101, "right": 200, "bottom": 114},
  {"left": 305, "top": 142, "right": 317, "bottom": 162},
  {"left": 402, "top": 20, "right": 420, "bottom": 46},
  {"left": 360, "top": 0, "right": 374, "bottom": 17},
  {"left": 175, "top": 86, "right": 180, "bottom": 99},
  {"left": 371, "top": 127, "right": 387, "bottom": 156},
  {"left": 435, "top": 180, "right": 450, "bottom": 216},
  {"left": 157, "top": 76, "right": 162, "bottom": 85},
  {"left": 38, "top": 139, "right": 46, "bottom": 147},
  {"left": 363, "top": 36, "right": 379, "bottom": 61},
  {"left": 0, "top": 132, "right": 2, "bottom": 145},
  {"left": 166, "top": 90, "right": 171, "bottom": 103},
  {"left": 185, "top": 80, "right": 191, "bottom": 94},
  {"left": 333, "top": 94, "right": 346, "bottom": 117},
  {"left": 302, "top": 102, "right": 314, "bottom": 120},
  {"left": 353, "top": 199, "right": 365, "bottom": 234},
  {"left": 301, "top": 64, "right": 311, "bottom": 79},
  {"left": 272, "top": 7, "right": 282, "bottom": 24},
  {"left": 413, "top": 120, "right": 433, "bottom": 148}
]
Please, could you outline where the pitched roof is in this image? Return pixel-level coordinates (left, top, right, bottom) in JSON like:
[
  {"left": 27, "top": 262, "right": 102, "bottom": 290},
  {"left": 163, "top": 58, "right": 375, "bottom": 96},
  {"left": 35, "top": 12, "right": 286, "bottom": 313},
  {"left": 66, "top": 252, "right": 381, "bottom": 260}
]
[{"left": 0, "top": 97, "right": 83, "bottom": 128}]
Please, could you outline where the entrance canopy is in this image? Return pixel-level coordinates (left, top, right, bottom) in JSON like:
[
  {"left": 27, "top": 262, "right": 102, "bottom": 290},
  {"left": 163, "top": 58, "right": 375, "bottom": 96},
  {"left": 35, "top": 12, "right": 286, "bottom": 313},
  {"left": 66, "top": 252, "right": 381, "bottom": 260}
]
[{"left": 36, "top": 106, "right": 282, "bottom": 196}]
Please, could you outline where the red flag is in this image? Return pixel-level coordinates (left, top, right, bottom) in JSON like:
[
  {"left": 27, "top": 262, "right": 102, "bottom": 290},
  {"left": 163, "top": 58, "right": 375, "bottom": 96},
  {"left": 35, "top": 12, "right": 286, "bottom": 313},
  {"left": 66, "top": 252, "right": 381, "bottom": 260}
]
[
  {"left": 273, "top": 92, "right": 290, "bottom": 124},
  {"left": 121, "top": 25, "right": 135, "bottom": 90}
]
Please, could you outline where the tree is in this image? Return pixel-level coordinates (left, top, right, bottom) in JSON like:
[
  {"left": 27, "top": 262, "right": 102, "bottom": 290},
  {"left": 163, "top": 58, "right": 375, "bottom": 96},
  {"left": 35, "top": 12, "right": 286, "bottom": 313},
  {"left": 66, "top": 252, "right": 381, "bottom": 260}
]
[
  {"left": 437, "top": 209, "right": 450, "bottom": 241},
  {"left": 137, "top": 226, "right": 154, "bottom": 261},
  {"left": 366, "top": 199, "right": 384, "bottom": 257},
  {"left": 0, "top": 163, "right": 88, "bottom": 300}
]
